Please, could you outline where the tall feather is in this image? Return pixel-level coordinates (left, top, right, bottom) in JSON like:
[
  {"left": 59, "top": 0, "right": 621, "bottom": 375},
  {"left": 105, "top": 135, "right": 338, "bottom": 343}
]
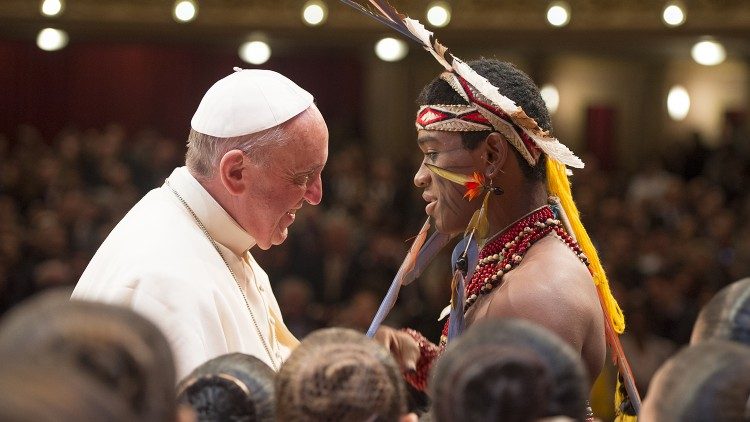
[
  {"left": 401, "top": 230, "right": 453, "bottom": 286},
  {"left": 366, "top": 218, "right": 431, "bottom": 338},
  {"left": 447, "top": 270, "right": 465, "bottom": 341},
  {"left": 465, "top": 191, "right": 491, "bottom": 243}
]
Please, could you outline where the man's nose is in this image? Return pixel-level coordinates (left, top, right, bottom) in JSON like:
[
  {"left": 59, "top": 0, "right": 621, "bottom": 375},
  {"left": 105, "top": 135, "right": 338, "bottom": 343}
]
[{"left": 304, "top": 174, "right": 323, "bottom": 205}]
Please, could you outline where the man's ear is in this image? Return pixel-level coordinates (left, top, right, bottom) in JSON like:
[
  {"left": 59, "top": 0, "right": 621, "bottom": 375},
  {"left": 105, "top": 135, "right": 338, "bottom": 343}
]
[
  {"left": 484, "top": 132, "right": 508, "bottom": 179},
  {"left": 218, "top": 150, "right": 248, "bottom": 196}
]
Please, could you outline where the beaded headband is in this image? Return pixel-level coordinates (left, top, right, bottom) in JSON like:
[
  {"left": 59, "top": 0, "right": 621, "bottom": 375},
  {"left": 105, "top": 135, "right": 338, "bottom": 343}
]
[{"left": 416, "top": 72, "right": 543, "bottom": 167}]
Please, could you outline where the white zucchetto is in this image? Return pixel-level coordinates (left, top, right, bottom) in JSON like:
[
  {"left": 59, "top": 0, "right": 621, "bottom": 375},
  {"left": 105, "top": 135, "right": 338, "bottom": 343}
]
[{"left": 191, "top": 68, "right": 314, "bottom": 138}]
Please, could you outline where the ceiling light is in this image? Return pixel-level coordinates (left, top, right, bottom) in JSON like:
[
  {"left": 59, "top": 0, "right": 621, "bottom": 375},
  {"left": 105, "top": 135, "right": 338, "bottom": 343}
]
[
  {"left": 691, "top": 39, "right": 726, "bottom": 66},
  {"left": 662, "top": 2, "right": 686, "bottom": 27},
  {"left": 239, "top": 40, "right": 271, "bottom": 65},
  {"left": 667, "top": 86, "right": 690, "bottom": 121},
  {"left": 40, "top": 0, "right": 64, "bottom": 17},
  {"left": 546, "top": 1, "right": 570, "bottom": 27},
  {"left": 426, "top": 1, "right": 451, "bottom": 28},
  {"left": 302, "top": 0, "right": 328, "bottom": 26},
  {"left": 375, "top": 37, "right": 408, "bottom": 62},
  {"left": 540, "top": 84, "right": 560, "bottom": 114},
  {"left": 37, "top": 28, "right": 68, "bottom": 51},
  {"left": 173, "top": 0, "right": 197, "bottom": 23}
]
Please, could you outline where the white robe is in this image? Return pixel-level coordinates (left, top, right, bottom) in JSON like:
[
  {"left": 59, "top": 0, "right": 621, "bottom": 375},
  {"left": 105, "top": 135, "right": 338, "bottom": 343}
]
[{"left": 72, "top": 167, "right": 298, "bottom": 379}]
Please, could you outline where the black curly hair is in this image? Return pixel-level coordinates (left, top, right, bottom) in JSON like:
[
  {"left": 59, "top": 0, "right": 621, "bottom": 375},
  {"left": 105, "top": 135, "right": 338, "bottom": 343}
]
[{"left": 417, "top": 59, "right": 549, "bottom": 182}]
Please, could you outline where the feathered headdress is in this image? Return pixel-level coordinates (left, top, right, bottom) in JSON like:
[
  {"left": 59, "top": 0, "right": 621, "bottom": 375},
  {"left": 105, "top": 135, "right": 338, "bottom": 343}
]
[{"left": 345, "top": 1, "right": 639, "bottom": 418}]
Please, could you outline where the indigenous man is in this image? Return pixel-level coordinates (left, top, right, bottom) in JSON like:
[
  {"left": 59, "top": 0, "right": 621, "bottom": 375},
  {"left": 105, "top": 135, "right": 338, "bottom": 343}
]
[
  {"left": 72, "top": 68, "right": 329, "bottom": 378},
  {"left": 376, "top": 58, "right": 617, "bottom": 395}
]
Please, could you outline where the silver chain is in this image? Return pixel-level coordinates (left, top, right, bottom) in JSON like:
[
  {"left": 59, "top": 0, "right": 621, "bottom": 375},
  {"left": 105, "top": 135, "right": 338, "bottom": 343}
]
[{"left": 165, "top": 181, "right": 278, "bottom": 371}]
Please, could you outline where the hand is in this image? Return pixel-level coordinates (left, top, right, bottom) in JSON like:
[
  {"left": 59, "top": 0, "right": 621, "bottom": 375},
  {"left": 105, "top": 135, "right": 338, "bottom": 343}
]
[{"left": 374, "top": 326, "right": 421, "bottom": 373}]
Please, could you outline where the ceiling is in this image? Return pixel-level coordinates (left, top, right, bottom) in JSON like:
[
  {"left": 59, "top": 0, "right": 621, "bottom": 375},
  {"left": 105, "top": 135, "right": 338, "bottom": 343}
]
[{"left": 1, "top": 0, "right": 749, "bottom": 58}]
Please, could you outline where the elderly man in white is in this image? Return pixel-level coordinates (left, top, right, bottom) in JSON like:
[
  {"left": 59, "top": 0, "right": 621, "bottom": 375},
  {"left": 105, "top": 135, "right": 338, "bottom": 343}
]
[{"left": 72, "top": 68, "right": 329, "bottom": 378}]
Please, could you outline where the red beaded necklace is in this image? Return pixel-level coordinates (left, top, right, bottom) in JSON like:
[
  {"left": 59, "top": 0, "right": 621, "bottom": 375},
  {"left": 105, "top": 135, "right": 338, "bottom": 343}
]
[{"left": 439, "top": 205, "right": 589, "bottom": 346}]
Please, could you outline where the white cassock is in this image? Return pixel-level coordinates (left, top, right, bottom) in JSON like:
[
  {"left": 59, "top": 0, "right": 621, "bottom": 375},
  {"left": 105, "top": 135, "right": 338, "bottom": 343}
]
[{"left": 72, "top": 166, "right": 299, "bottom": 379}]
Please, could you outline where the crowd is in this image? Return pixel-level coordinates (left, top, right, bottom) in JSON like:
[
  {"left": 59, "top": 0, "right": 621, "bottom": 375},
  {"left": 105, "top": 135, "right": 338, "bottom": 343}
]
[{"left": 1, "top": 115, "right": 749, "bottom": 420}]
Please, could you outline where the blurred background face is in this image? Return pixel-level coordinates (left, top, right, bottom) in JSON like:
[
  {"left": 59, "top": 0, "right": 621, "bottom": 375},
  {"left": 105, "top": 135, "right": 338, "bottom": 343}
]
[{"left": 413, "top": 130, "right": 485, "bottom": 235}]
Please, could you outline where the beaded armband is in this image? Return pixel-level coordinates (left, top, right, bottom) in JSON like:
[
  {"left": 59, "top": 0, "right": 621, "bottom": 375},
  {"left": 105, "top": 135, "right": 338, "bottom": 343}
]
[{"left": 401, "top": 328, "right": 442, "bottom": 391}]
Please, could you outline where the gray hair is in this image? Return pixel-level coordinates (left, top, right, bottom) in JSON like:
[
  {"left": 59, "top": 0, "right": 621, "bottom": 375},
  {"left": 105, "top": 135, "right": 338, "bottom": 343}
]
[{"left": 185, "top": 119, "right": 292, "bottom": 181}]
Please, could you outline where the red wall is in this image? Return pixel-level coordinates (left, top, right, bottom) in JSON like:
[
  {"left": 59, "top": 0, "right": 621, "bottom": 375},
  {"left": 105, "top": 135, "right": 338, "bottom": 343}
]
[{"left": 0, "top": 40, "right": 363, "bottom": 143}]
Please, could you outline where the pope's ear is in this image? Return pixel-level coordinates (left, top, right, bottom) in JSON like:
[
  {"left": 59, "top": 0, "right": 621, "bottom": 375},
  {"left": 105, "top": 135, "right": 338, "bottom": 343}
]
[
  {"left": 484, "top": 132, "right": 508, "bottom": 179},
  {"left": 218, "top": 149, "right": 248, "bottom": 196}
]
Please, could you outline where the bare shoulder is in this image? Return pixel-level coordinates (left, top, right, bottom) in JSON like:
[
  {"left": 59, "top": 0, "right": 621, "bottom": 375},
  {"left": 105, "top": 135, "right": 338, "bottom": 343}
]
[{"left": 479, "top": 235, "right": 602, "bottom": 347}]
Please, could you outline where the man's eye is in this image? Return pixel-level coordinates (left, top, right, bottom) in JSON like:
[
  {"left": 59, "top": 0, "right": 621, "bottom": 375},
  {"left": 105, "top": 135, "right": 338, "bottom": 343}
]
[
  {"left": 295, "top": 174, "right": 311, "bottom": 186},
  {"left": 425, "top": 152, "right": 438, "bottom": 162}
]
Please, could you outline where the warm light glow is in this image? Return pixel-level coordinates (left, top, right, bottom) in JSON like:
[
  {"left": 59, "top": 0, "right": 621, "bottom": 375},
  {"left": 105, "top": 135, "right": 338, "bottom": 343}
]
[
  {"left": 546, "top": 1, "right": 570, "bottom": 27},
  {"left": 540, "top": 84, "right": 560, "bottom": 114},
  {"left": 667, "top": 85, "right": 690, "bottom": 121},
  {"left": 691, "top": 39, "right": 726, "bottom": 66},
  {"left": 662, "top": 2, "right": 686, "bottom": 27},
  {"left": 36, "top": 28, "right": 68, "bottom": 51},
  {"left": 375, "top": 37, "right": 408, "bottom": 62},
  {"left": 426, "top": 1, "right": 451, "bottom": 28},
  {"left": 302, "top": 0, "right": 327, "bottom": 26},
  {"left": 173, "top": 0, "right": 197, "bottom": 23},
  {"left": 239, "top": 40, "right": 271, "bottom": 65},
  {"left": 40, "top": 0, "right": 64, "bottom": 17}
]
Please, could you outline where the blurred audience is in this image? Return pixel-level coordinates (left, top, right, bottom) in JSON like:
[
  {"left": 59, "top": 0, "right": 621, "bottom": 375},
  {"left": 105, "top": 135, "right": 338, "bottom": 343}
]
[
  {"left": 690, "top": 277, "right": 750, "bottom": 345},
  {"left": 0, "top": 289, "right": 177, "bottom": 422},
  {"left": 275, "top": 327, "right": 414, "bottom": 422},
  {"left": 430, "top": 319, "right": 590, "bottom": 422},
  {"left": 640, "top": 341, "right": 750, "bottom": 422},
  {"left": 177, "top": 353, "right": 276, "bottom": 422}
]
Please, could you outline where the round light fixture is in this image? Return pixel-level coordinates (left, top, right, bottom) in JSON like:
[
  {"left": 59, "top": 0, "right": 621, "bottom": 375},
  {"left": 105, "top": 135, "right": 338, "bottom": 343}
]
[
  {"left": 691, "top": 39, "right": 726, "bottom": 66},
  {"left": 40, "top": 0, "right": 64, "bottom": 17},
  {"left": 302, "top": 0, "right": 328, "bottom": 26},
  {"left": 667, "top": 85, "right": 690, "bottom": 121},
  {"left": 546, "top": 1, "right": 571, "bottom": 27},
  {"left": 426, "top": 1, "right": 451, "bottom": 28},
  {"left": 375, "top": 37, "right": 408, "bottom": 62},
  {"left": 173, "top": 0, "right": 197, "bottom": 23},
  {"left": 239, "top": 40, "right": 272, "bottom": 65},
  {"left": 662, "top": 2, "right": 686, "bottom": 27},
  {"left": 37, "top": 28, "right": 68, "bottom": 51}
]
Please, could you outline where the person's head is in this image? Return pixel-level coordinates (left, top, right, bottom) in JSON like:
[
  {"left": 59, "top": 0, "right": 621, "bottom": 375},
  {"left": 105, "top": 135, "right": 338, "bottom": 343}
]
[
  {"left": 177, "top": 353, "right": 276, "bottom": 422},
  {"left": 413, "top": 59, "right": 549, "bottom": 234},
  {"left": 691, "top": 277, "right": 750, "bottom": 346},
  {"left": 186, "top": 69, "right": 329, "bottom": 250},
  {"left": 0, "top": 361, "right": 136, "bottom": 422},
  {"left": 430, "top": 319, "right": 589, "bottom": 422},
  {"left": 641, "top": 341, "right": 750, "bottom": 422},
  {"left": 0, "top": 290, "right": 176, "bottom": 422},
  {"left": 276, "top": 327, "right": 408, "bottom": 421}
]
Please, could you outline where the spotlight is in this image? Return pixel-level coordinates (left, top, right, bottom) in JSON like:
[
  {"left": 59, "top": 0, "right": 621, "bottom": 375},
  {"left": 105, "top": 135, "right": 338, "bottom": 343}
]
[
  {"left": 302, "top": 0, "right": 327, "bottom": 26},
  {"left": 546, "top": 1, "right": 570, "bottom": 27},
  {"left": 40, "top": 0, "right": 64, "bottom": 17},
  {"left": 426, "top": 1, "right": 451, "bottom": 28},
  {"left": 173, "top": 0, "right": 197, "bottom": 23},
  {"left": 662, "top": 2, "right": 686, "bottom": 27},
  {"left": 239, "top": 40, "right": 271, "bottom": 65},
  {"left": 375, "top": 37, "right": 408, "bottom": 62},
  {"left": 36, "top": 28, "right": 68, "bottom": 51},
  {"left": 540, "top": 84, "right": 560, "bottom": 114},
  {"left": 691, "top": 39, "right": 726, "bottom": 66},
  {"left": 667, "top": 86, "right": 690, "bottom": 121}
]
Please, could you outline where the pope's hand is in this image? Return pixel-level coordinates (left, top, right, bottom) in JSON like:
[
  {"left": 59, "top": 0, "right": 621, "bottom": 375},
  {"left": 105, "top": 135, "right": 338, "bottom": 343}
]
[{"left": 374, "top": 326, "right": 421, "bottom": 373}]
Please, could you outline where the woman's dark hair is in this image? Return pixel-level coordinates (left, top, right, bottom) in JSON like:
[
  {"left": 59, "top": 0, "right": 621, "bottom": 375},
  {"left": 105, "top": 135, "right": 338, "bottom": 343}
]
[
  {"left": 0, "top": 361, "right": 135, "bottom": 422},
  {"left": 276, "top": 327, "right": 408, "bottom": 422},
  {"left": 177, "top": 353, "right": 276, "bottom": 422},
  {"left": 641, "top": 340, "right": 750, "bottom": 422},
  {"left": 417, "top": 58, "right": 550, "bottom": 182},
  {"left": 430, "top": 318, "right": 588, "bottom": 422},
  {"left": 691, "top": 277, "right": 750, "bottom": 346},
  {"left": 0, "top": 290, "right": 176, "bottom": 422}
]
